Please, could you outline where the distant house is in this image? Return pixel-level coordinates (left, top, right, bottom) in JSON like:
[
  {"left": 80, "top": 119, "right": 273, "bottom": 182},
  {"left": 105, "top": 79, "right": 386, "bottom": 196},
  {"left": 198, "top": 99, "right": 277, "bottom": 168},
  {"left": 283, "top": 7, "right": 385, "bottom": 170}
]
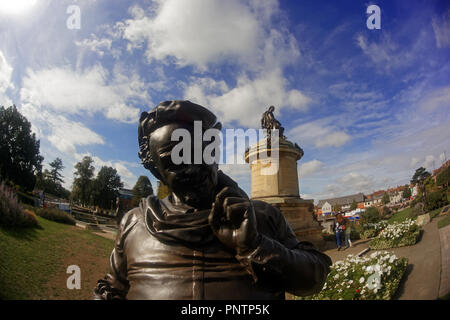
[
  {"left": 364, "top": 190, "right": 384, "bottom": 207},
  {"left": 386, "top": 185, "right": 405, "bottom": 204},
  {"left": 317, "top": 193, "right": 365, "bottom": 216}
]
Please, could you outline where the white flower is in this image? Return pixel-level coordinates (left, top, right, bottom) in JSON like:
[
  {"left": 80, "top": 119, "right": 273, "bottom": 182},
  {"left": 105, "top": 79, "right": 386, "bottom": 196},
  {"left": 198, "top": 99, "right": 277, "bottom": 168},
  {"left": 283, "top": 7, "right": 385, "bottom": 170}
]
[
  {"left": 334, "top": 274, "right": 339, "bottom": 280},
  {"left": 359, "top": 277, "right": 365, "bottom": 284}
]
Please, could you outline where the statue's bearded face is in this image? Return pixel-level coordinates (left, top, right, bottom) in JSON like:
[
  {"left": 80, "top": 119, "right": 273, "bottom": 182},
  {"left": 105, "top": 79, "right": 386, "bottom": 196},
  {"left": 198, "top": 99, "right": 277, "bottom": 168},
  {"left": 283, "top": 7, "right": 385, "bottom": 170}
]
[{"left": 149, "top": 123, "right": 218, "bottom": 209}]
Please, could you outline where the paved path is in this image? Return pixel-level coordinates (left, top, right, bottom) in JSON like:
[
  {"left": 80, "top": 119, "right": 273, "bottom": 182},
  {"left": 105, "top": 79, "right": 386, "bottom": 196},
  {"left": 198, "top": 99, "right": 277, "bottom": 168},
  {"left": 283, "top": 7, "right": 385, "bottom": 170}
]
[
  {"left": 439, "top": 224, "right": 450, "bottom": 298},
  {"left": 323, "top": 216, "right": 446, "bottom": 300}
]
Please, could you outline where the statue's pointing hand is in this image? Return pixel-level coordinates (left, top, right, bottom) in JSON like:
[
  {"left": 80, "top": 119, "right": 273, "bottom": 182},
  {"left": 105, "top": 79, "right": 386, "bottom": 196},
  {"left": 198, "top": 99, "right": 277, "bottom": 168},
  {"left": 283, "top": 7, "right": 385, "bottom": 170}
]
[{"left": 209, "top": 187, "right": 261, "bottom": 255}]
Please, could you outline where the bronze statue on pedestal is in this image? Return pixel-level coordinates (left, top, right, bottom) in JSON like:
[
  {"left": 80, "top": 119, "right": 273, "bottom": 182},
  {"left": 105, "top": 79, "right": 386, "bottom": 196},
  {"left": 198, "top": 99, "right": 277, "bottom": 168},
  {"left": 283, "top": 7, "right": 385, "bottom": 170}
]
[{"left": 94, "top": 100, "right": 331, "bottom": 300}]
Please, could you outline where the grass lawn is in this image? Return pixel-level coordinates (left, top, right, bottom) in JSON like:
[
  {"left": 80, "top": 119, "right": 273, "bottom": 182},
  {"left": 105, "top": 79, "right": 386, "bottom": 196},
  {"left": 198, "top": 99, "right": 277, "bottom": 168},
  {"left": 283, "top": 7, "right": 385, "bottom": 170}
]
[
  {"left": 438, "top": 215, "right": 450, "bottom": 229},
  {"left": 428, "top": 208, "right": 442, "bottom": 220},
  {"left": 388, "top": 207, "right": 412, "bottom": 224},
  {"left": 0, "top": 217, "right": 114, "bottom": 300},
  {"left": 388, "top": 206, "right": 446, "bottom": 224}
]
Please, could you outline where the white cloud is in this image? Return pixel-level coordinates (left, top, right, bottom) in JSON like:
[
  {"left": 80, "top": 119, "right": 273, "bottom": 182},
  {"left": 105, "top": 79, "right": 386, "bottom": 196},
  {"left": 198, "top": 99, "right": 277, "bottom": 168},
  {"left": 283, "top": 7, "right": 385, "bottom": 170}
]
[
  {"left": 419, "top": 85, "right": 450, "bottom": 112},
  {"left": 119, "top": 0, "right": 265, "bottom": 69},
  {"left": 115, "top": 0, "right": 307, "bottom": 127},
  {"left": 288, "top": 121, "right": 350, "bottom": 149},
  {"left": 19, "top": 103, "right": 104, "bottom": 155},
  {"left": 20, "top": 64, "right": 149, "bottom": 123},
  {"left": 316, "top": 131, "right": 350, "bottom": 148},
  {"left": 423, "top": 155, "right": 436, "bottom": 170},
  {"left": 184, "top": 69, "right": 310, "bottom": 127},
  {"left": 356, "top": 33, "right": 396, "bottom": 68},
  {"left": 355, "top": 31, "right": 428, "bottom": 73},
  {"left": 75, "top": 34, "right": 113, "bottom": 57},
  {"left": 432, "top": 12, "right": 450, "bottom": 48},
  {"left": 317, "top": 172, "right": 377, "bottom": 199},
  {"left": 410, "top": 157, "right": 420, "bottom": 168},
  {"left": 299, "top": 160, "right": 324, "bottom": 177},
  {"left": 0, "top": 50, "right": 14, "bottom": 106}
]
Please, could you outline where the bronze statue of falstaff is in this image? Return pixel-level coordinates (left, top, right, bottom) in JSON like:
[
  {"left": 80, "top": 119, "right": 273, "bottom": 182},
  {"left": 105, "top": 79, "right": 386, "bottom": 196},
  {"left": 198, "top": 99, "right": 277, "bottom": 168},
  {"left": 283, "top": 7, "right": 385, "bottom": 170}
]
[{"left": 94, "top": 100, "right": 331, "bottom": 300}]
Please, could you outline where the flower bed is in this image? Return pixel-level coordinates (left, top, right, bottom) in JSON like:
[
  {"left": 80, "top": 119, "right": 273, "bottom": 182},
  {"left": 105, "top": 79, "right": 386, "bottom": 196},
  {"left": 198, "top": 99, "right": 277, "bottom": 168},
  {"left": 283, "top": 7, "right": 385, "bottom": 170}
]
[
  {"left": 360, "top": 221, "right": 388, "bottom": 239},
  {"left": 0, "top": 182, "right": 39, "bottom": 228},
  {"left": 369, "top": 219, "right": 420, "bottom": 249},
  {"left": 296, "top": 251, "right": 408, "bottom": 300}
]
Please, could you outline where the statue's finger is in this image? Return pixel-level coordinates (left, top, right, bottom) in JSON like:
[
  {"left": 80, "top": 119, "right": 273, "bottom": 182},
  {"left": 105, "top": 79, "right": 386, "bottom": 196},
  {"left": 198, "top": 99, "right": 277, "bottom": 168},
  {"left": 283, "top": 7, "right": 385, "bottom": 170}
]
[
  {"left": 215, "top": 187, "right": 242, "bottom": 208},
  {"left": 226, "top": 202, "right": 250, "bottom": 226},
  {"left": 223, "top": 196, "right": 245, "bottom": 212},
  {"left": 208, "top": 202, "right": 223, "bottom": 230}
]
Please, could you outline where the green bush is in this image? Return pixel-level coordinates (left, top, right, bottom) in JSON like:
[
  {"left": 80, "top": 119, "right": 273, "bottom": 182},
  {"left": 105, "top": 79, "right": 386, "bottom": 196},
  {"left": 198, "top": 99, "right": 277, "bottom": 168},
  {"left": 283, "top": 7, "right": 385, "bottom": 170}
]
[
  {"left": 360, "top": 207, "right": 381, "bottom": 225},
  {"left": 36, "top": 207, "right": 76, "bottom": 225},
  {"left": 426, "top": 190, "right": 449, "bottom": 211},
  {"left": 0, "top": 182, "right": 40, "bottom": 228},
  {"left": 361, "top": 229, "right": 378, "bottom": 239},
  {"left": 436, "top": 167, "right": 450, "bottom": 187},
  {"left": 17, "top": 190, "right": 37, "bottom": 206}
]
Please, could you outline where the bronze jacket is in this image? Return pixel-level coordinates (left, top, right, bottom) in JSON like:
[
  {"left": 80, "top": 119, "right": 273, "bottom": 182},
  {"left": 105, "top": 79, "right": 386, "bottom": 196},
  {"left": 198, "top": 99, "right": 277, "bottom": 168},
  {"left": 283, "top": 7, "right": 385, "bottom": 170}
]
[{"left": 94, "top": 176, "right": 331, "bottom": 300}]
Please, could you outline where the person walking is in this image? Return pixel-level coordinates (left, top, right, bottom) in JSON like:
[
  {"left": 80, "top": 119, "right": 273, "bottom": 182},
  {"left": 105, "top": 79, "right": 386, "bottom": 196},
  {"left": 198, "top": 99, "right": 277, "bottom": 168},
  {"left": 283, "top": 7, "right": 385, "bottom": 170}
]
[
  {"left": 344, "top": 217, "right": 352, "bottom": 249},
  {"left": 335, "top": 213, "right": 346, "bottom": 251}
]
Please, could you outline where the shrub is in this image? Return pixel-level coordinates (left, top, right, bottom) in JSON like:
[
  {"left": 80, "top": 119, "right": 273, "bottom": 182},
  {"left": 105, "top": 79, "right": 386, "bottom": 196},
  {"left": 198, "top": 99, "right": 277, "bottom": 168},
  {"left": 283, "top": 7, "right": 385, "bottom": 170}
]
[
  {"left": 409, "top": 202, "right": 426, "bottom": 218},
  {"left": 358, "top": 221, "right": 388, "bottom": 239},
  {"left": 369, "top": 219, "right": 420, "bottom": 249},
  {"left": 0, "top": 182, "right": 39, "bottom": 228},
  {"left": 426, "top": 190, "right": 449, "bottom": 211},
  {"left": 360, "top": 207, "right": 381, "bottom": 225},
  {"left": 23, "top": 209, "right": 40, "bottom": 227},
  {"left": 36, "top": 207, "right": 76, "bottom": 225},
  {"left": 295, "top": 251, "right": 408, "bottom": 300},
  {"left": 381, "top": 206, "right": 392, "bottom": 219},
  {"left": 436, "top": 166, "right": 450, "bottom": 187},
  {"left": 17, "top": 190, "right": 37, "bottom": 206}
]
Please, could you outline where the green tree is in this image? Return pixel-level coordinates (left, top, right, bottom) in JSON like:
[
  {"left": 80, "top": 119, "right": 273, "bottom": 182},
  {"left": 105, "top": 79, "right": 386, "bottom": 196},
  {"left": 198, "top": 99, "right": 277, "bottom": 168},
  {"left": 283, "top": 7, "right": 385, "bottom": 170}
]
[
  {"left": 360, "top": 207, "right": 381, "bottom": 225},
  {"left": 0, "top": 105, "right": 43, "bottom": 191},
  {"left": 402, "top": 187, "right": 412, "bottom": 199},
  {"left": 411, "top": 167, "right": 431, "bottom": 204},
  {"left": 436, "top": 166, "right": 450, "bottom": 188},
  {"left": 350, "top": 199, "right": 357, "bottom": 211},
  {"left": 71, "top": 156, "right": 95, "bottom": 206},
  {"left": 35, "top": 158, "right": 70, "bottom": 198},
  {"left": 131, "top": 176, "right": 153, "bottom": 207},
  {"left": 91, "top": 166, "right": 123, "bottom": 209},
  {"left": 49, "top": 158, "right": 64, "bottom": 185},
  {"left": 426, "top": 190, "right": 449, "bottom": 211},
  {"left": 382, "top": 192, "right": 390, "bottom": 204}
]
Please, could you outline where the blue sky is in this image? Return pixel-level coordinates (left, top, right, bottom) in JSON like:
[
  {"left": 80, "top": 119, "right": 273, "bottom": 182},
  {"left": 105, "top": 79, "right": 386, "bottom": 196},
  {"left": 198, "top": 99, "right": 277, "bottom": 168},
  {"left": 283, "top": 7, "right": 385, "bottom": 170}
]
[{"left": 0, "top": 0, "right": 449, "bottom": 202}]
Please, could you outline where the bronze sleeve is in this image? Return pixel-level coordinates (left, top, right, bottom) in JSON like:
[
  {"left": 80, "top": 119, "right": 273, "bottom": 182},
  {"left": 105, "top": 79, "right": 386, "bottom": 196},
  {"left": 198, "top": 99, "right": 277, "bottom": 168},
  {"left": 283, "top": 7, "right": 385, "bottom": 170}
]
[{"left": 236, "top": 207, "right": 332, "bottom": 297}]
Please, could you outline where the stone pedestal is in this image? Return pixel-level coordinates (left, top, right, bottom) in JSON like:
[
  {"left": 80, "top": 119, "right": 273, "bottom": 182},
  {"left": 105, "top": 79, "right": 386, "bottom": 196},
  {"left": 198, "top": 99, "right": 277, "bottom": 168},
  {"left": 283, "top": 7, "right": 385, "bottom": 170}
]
[{"left": 245, "top": 138, "right": 326, "bottom": 250}]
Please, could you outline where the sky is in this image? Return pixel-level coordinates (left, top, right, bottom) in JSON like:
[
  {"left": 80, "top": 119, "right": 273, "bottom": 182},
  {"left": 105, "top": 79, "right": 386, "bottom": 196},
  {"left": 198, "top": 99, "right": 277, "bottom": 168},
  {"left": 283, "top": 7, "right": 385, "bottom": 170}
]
[{"left": 0, "top": 0, "right": 449, "bottom": 203}]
